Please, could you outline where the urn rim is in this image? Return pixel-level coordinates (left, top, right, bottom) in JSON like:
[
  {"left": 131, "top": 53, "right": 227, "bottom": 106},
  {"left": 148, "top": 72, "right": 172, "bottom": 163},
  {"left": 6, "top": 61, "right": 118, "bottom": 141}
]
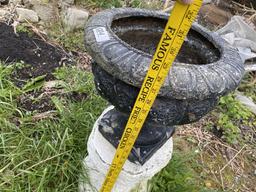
[{"left": 85, "top": 8, "right": 244, "bottom": 100}]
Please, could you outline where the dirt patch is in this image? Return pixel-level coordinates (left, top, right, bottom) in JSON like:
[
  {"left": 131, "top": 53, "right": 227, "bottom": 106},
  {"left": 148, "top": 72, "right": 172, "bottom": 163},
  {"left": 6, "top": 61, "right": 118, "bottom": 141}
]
[
  {"left": 178, "top": 118, "right": 256, "bottom": 192},
  {"left": 18, "top": 91, "right": 57, "bottom": 113},
  {"left": 0, "top": 22, "right": 90, "bottom": 112},
  {"left": 18, "top": 90, "right": 88, "bottom": 113},
  {"left": 0, "top": 22, "right": 71, "bottom": 86}
]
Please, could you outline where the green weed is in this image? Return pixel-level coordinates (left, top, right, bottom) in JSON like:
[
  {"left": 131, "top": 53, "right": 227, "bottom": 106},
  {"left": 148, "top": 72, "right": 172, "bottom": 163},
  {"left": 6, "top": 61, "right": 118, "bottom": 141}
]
[
  {"left": 53, "top": 66, "right": 94, "bottom": 93},
  {"left": 216, "top": 94, "right": 255, "bottom": 144},
  {"left": 22, "top": 75, "right": 46, "bottom": 93},
  {"left": 150, "top": 151, "right": 221, "bottom": 192},
  {"left": 47, "top": 22, "right": 85, "bottom": 52},
  {"left": 0, "top": 63, "right": 22, "bottom": 119},
  {"left": 239, "top": 73, "right": 256, "bottom": 102},
  {"left": 16, "top": 24, "right": 34, "bottom": 37},
  {"left": 16, "top": 24, "right": 30, "bottom": 34}
]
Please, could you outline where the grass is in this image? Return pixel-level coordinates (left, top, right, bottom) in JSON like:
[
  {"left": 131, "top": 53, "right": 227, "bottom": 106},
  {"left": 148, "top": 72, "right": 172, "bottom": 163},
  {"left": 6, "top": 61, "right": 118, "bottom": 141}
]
[
  {"left": 0, "top": 62, "right": 107, "bottom": 191},
  {"left": 47, "top": 22, "right": 86, "bottom": 52},
  {"left": 239, "top": 72, "right": 256, "bottom": 102},
  {"left": 150, "top": 150, "right": 206, "bottom": 192},
  {"left": 1, "top": 60, "right": 255, "bottom": 191},
  {"left": 0, "top": 62, "right": 216, "bottom": 191}
]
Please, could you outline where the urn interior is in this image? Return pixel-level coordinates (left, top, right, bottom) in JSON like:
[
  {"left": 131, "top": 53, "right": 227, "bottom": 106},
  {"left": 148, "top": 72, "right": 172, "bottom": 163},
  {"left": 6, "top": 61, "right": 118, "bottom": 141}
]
[{"left": 111, "top": 16, "right": 221, "bottom": 65}]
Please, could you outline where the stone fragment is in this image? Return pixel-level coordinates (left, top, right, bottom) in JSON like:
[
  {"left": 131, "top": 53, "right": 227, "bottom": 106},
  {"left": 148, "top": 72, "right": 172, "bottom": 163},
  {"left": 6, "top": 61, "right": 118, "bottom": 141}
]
[
  {"left": 58, "top": 0, "right": 74, "bottom": 9},
  {"left": 62, "top": 0, "right": 74, "bottom": 4},
  {"left": 16, "top": 8, "right": 39, "bottom": 23},
  {"left": 23, "top": 0, "right": 38, "bottom": 7},
  {"left": 235, "top": 92, "right": 256, "bottom": 115},
  {"left": 9, "top": 0, "right": 22, "bottom": 4},
  {"left": 43, "top": 80, "right": 65, "bottom": 89},
  {"left": 22, "top": 0, "right": 56, "bottom": 22},
  {"left": 0, "top": 9, "right": 8, "bottom": 17},
  {"left": 58, "top": 0, "right": 75, "bottom": 10},
  {"left": 205, "top": 181, "right": 212, "bottom": 188},
  {"left": 62, "top": 8, "right": 89, "bottom": 32},
  {"left": 33, "top": 3, "right": 56, "bottom": 21},
  {"left": 23, "top": 0, "right": 49, "bottom": 8}
]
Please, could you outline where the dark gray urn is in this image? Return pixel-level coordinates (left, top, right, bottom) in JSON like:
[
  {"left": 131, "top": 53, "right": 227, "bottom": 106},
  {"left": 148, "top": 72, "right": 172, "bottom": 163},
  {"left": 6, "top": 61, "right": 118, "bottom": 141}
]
[{"left": 84, "top": 8, "right": 244, "bottom": 165}]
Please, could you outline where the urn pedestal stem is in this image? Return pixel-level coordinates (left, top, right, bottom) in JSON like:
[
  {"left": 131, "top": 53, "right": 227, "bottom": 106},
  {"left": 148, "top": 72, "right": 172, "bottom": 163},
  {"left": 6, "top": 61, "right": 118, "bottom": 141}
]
[{"left": 79, "top": 106, "right": 173, "bottom": 192}]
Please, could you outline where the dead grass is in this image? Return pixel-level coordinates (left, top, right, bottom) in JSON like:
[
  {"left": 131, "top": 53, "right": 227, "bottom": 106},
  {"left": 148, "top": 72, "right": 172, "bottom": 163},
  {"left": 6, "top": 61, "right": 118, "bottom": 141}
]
[
  {"left": 232, "top": 0, "right": 256, "bottom": 26},
  {"left": 176, "top": 115, "right": 256, "bottom": 192}
]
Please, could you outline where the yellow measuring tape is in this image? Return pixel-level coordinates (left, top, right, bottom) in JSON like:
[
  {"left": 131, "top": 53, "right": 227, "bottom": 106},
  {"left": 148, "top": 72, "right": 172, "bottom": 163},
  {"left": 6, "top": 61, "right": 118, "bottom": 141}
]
[{"left": 100, "top": 1, "right": 203, "bottom": 191}]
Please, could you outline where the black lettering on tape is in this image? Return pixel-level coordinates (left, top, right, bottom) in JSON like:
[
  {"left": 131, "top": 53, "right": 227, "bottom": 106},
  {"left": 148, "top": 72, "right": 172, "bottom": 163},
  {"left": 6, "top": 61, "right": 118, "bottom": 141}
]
[
  {"left": 130, "top": 106, "right": 141, "bottom": 124},
  {"left": 120, "top": 128, "right": 132, "bottom": 149},
  {"left": 168, "top": 27, "right": 176, "bottom": 35},
  {"left": 152, "top": 32, "right": 174, "bottom": 71},
  {"left": 138, "top": 76, "right": 155, "bottom": 102}
]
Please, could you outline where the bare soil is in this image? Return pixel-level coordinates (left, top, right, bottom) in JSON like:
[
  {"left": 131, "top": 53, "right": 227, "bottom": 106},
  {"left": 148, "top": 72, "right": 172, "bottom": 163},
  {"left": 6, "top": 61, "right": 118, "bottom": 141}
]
[
  {"left": 0, "top": 22, "right": 83, "bottom": 112},
  {"left": 0, "top": 22, "right": 71, "bottom": 86},
  {"left": 18, "top": 90, "right": 88, "bottom": 113}
]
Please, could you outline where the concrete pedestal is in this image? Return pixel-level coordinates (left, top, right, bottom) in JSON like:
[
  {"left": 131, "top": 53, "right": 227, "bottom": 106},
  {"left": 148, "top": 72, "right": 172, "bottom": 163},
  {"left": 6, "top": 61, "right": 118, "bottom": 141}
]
[{"left": 79, "top": 106, "right": 173, "bottom": 192}]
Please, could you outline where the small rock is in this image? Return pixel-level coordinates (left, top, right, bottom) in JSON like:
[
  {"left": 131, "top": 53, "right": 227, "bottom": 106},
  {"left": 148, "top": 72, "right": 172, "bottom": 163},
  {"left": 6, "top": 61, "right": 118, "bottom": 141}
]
[
  {"left": 16, "top": 8, "right": 39, "bottom": 23},
  {"left": 23, "top": 0, "right": 48, "bottom": 8},
  {"left": 205, "top": 181, "right": 212, "bottom": 188},
  {"left": 59, "top": 0, "right": 74, "bottom": 9},
  {"left": 43, "top": 80, "right": 65, "bottom": 89},
  {"left": 23, "top": 0, "right": 37, "bottom": 7},
  {"left": 22, "top": 0, "right": 56, "bottom": 22},
  {"left": 38, "top": 21, "right": 44, "bottom": 29},
  {"left": 235, "top": 92, "right": 256, "bottom": 115},
  {"left": 62, "top": 0, "right": 74, "bottom": 4},
  {"left": 194, "top": 149, "right": 200, "bottom": 153},
  {"left": 33, "top": 3, "right": 56, "bottom": 21},
  {"left": 0, "top": 9, "right": 8, "bottom": 17},
  {"left": 62, "top": 8, "right": 89, "bottom": 32},
  {"left": 9, "top": 0, "right": 22, "bottom": 5}
]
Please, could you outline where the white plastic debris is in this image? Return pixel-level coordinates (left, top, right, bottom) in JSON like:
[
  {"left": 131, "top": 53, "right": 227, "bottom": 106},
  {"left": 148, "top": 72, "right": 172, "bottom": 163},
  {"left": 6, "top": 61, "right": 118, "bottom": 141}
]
[
  {"left": 235, "top": 92, "right": 256, "bottom": 115},
  {"left": 245, "top": 63, "right": 256, "bottom": 72},
  {"left": 218, "top": 16, "right": 256, "bottom": 111},
  {"left": 203, "top": 0, "right": 212, "bottom": 4},
  {"left": 217, "top": 16, "right": 256, "bottom": 63}
]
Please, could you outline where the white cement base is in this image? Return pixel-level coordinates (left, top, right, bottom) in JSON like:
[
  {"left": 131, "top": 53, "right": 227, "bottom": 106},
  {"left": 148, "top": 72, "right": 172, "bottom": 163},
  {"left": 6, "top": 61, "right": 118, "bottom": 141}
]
[{"left": 79, "top": 106, "right": 173, "bottom": 192}]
